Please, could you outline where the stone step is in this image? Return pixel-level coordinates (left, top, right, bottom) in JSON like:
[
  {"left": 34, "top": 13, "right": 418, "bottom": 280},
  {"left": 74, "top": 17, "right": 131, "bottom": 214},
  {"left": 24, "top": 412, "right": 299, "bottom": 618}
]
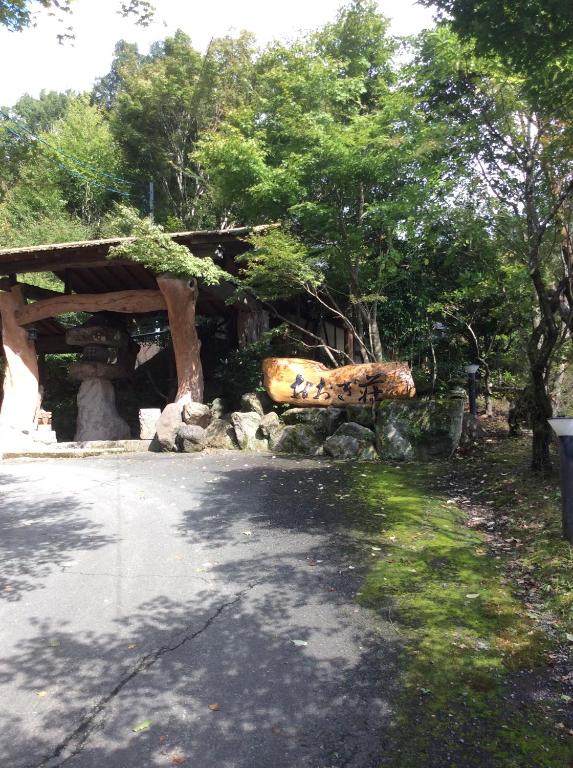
[{"left": 1, "top": 439, "right": 152, "bottom": 460}]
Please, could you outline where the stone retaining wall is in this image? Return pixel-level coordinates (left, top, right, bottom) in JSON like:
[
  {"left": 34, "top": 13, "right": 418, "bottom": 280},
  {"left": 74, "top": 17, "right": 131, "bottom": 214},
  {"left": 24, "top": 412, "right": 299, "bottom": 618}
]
[{"left": 150, "top": 392, "right": 466, "bottom": 462}]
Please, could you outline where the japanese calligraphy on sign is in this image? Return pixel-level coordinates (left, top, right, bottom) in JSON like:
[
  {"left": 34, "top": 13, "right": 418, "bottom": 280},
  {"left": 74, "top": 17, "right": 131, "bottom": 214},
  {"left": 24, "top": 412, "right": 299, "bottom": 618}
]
[{"left": 263, "top": 358, "right": 416, "bottom": 407}]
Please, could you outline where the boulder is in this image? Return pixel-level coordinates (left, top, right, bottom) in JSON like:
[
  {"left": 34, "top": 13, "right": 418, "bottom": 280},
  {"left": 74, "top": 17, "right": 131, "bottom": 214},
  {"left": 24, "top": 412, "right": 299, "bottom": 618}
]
[
  {"left": 345, "top": 405, "right": 376, "bottom": 429},
  {"left": 240, "top": 392, "right": 265, "bottom": 416},
  {"left": 281, "top": 407, "right": 344, "bottom": 437},
  {"left": 154, "top": 402, "right": 183, "bottom": 452},
  {"left": 75, "top": 379, "right": 131, "bottom": 442},
  {"left": 324, "top": 422, "right": 377, "bottom": 461},
  {"left": 375, "top": 398, "right": 465, "bottom": 461},
  {"left": 182, "top": 402, "right": 212, "bottom": 428},
  {"left": 231, "top": 411, "right": 267, "bottom": 451},
  {"left": 259, "top": 411, "right": 284, "bottom": 442},
  {"left": 273, "top": 424, "right": 323, "bottom": 455},
  {"left": 334, "top": 422, "right": 376, "bottom": 441},
  {"left": 204, "top": 418, "right": 238, "bottom": 450},
  {"left": 323, "top": 434, "right": 378, "bottom": 461},
  {"left": 177, "top": 424, "right": 206, "bottom": 453},
  {"left": 139, "top": 408, "right": 161, "bottom": 440},
  {"left": 210, "top": 397, "right": 227, "bottom": 420}
]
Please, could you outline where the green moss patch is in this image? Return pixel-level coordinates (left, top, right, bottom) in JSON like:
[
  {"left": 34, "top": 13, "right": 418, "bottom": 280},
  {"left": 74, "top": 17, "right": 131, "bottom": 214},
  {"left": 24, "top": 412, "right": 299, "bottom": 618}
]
[{"left": 347, "top": 463, "right": 573, "bottom": 767}]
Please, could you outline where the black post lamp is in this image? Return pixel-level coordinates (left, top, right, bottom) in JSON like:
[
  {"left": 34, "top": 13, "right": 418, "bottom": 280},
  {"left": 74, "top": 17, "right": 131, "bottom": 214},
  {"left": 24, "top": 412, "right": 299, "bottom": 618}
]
[
  {"left": 548, "top": 417, "right": 573, "bottom": 545},
  {"left": 465, "top": 364, "right": 479, "bottom": 416}
]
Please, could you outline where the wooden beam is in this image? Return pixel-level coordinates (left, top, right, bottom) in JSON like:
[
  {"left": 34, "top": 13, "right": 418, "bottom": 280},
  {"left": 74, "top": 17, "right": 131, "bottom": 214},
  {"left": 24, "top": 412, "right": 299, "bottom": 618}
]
[
  {"left": 0, "top": 286, "right": 40, "bottom": 427},
  {"left": 0, "top": 278, "right": 63, "bottom": 300},
  {"left": 16, "top": 289, "right": 166, "bottom": 326},
  {"left": 157, "top": 276, "right": 203, "bottom": 403},
  {"left": 36, "top": 335, "right": 73, "bottom": 354},
  {"left": 0, "top": 255, "right": 135, "bottom": 275}
]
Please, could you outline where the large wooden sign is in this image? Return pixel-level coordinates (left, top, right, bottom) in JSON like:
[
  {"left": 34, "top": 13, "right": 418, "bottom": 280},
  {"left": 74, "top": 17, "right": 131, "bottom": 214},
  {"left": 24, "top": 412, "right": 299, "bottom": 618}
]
[{"left": 263, "top": 357, "right": 415, "bottom": 407}]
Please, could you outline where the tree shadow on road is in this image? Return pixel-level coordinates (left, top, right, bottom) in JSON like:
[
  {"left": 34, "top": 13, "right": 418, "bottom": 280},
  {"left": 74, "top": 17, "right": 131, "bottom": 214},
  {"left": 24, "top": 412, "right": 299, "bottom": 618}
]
[
  {"left": 0, "top": 470, "right": 114, "bottom": 602},
  {"left": 0, "top": 457, "right": 399, "bottom": 768}
]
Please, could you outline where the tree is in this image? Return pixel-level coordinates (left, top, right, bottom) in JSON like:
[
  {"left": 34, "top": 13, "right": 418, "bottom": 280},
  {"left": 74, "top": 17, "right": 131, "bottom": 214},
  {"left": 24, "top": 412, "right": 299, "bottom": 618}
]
[
  {"left": 46, "top": 96, "right": 126, "bottom": 223},
  {"left": 0, "top": 0, "right": 154, "bottom": 37},
  {"left": 0, "top": 90, "right": 72, "bottom": 199},
  {"left": 107, "top": 30, "right": 256, "bottom": 227},
  {"left": 419, "top": 0, "right": 573, "bottom": 117},
  {"left": 414, "top": 26, "right": 573, "bottom": 471},
  {"left": 198, "top": 1, "right": 430, "bottom": 362},
  {"left": 0, "top": 96, "right": 124, "bottom": 245}
]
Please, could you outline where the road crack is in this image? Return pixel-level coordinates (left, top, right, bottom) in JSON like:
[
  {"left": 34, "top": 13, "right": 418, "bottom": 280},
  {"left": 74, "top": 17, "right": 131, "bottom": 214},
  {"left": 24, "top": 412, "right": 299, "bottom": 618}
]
[{"left": 28, "top": 582, "right": 260, "bottom": 768}]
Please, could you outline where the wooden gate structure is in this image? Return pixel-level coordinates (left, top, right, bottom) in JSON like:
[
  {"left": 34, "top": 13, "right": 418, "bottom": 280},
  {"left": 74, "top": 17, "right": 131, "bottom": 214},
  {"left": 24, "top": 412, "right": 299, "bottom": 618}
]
[{"left": 0, "top": 226, "right": 270, "bottom": 430}]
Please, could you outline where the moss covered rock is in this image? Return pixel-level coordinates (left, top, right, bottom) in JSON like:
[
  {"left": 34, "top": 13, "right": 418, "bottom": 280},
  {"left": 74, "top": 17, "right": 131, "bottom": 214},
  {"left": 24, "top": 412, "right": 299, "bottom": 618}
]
[
  {"left": 273, "top": 424, "right": 323, "bottom": 455},
  {"left": 375, "top": 398, "right": 464, "bottom": 461},
  {"left": 281, "top": 407, "right": 344, "bottom": 437}
]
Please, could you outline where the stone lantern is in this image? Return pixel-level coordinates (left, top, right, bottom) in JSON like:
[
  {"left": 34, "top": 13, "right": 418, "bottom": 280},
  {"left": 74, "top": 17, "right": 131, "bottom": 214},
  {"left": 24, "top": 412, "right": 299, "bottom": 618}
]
[{"left": 66, "top": 320, "right": 132, "bottom": 441}]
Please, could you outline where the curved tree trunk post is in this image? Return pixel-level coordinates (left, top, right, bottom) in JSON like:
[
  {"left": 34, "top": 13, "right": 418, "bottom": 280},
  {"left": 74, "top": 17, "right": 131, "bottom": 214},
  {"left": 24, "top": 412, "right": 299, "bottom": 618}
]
[
  {"left": 0, "top": 286, "right": 40, "bottom": 428},
  {"left": 157, "top": 275, "right": 203, "bottom": 403}
]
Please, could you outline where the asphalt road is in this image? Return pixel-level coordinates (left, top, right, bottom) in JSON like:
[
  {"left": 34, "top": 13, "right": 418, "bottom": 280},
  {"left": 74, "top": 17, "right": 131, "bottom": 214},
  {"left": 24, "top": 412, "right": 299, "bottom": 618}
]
[{"left": 0, "top": 451, "right": 397, "bottom": 768}]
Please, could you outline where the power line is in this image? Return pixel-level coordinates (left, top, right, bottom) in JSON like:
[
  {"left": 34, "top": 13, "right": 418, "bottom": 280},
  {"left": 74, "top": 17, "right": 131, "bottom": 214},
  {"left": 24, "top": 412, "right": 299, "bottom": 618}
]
[
  {"left": 2, "top": 122, "right": 131, "bottom": 198},
  {"left": 0, "top": 108, "right": 134, "bottom": 193}
]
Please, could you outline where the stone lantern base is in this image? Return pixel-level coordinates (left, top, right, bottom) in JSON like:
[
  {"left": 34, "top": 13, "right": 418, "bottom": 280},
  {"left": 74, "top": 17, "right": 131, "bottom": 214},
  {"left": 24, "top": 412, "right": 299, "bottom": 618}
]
[{"left": 75, "top": 379, "right": 131, "bottom": 442}]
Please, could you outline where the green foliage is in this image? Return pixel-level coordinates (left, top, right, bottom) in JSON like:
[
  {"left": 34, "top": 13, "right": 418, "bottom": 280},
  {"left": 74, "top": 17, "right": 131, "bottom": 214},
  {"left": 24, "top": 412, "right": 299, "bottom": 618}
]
[
  {"left": 215, "top": 325, "right": 304, "bottom": 406},
  {"left": 41, "top": 353, "right": 78, "bottom": 441},
  {"left": 107, "top": 29, "right": 256, "bottom": 226},
  {"left": 0, "top": 165, "right": 91, "bottom": 247},
  {"left": 46, "top": 96, "right": 124, "bottom": 222},
  {"left": 106, "top": 205, "right": 226, "bottom": 283},
  {"left": 237, "top": 230, "right": 322, "bottom": 301},
  {"left": 421, "top": 0, "right": 573, "bottom": 117},
  {"left": 1, "top": 0, "right": 570, "bottom": 423},
  {"left": 0, "top": 95, "right": 123, "bottom": 245}
]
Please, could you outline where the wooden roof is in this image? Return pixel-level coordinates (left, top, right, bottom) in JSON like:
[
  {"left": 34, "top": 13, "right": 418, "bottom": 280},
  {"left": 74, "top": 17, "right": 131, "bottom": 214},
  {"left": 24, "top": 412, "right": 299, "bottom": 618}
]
[
  {"left": 0, "top": 226, "right": 269, "bottom": 278},
  {"left": 0, "top": 225, "right": 272, "bottom": 318}
]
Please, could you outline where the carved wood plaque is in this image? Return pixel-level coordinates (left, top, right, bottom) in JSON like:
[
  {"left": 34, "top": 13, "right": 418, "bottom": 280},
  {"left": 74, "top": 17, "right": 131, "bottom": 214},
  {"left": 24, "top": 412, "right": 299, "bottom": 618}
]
[{"left": 262, "top": 357, "right": 415, "bottom": 407}]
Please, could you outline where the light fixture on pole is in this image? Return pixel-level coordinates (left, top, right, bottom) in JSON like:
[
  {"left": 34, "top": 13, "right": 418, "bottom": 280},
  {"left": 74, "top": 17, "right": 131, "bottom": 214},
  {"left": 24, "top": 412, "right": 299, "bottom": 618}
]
[
  {"left": 548, "top": 417, "right": 573, "bottom": 545},
  {"left": 465, "top": 364, "right": 479, "bottom": 416}
]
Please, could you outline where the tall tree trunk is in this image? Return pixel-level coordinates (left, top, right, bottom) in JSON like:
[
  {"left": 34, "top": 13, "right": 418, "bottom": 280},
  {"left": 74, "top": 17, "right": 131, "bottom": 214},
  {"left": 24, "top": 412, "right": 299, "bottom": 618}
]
[
  {"left": 530, "top": 362, "right": 554, "bottom": 473},
  {"left": 157, "top": 276, "right": 203, "bottom": 403},
  {"left": 527, "top": 277, "right": 558, "bottom": 473},
  {"left": 368, "top": 314, "right": 384, "bottom": 362}
]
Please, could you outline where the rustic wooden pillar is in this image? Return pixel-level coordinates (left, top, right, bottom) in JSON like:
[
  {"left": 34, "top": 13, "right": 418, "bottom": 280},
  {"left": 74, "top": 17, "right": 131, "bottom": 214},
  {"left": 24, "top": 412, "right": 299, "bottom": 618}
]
[
  {"left": 157, "top": 276, "right": 203, "bottom": 403},
  {"left": 0, "top": 287, "right": 40, "bottom": 427}
]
